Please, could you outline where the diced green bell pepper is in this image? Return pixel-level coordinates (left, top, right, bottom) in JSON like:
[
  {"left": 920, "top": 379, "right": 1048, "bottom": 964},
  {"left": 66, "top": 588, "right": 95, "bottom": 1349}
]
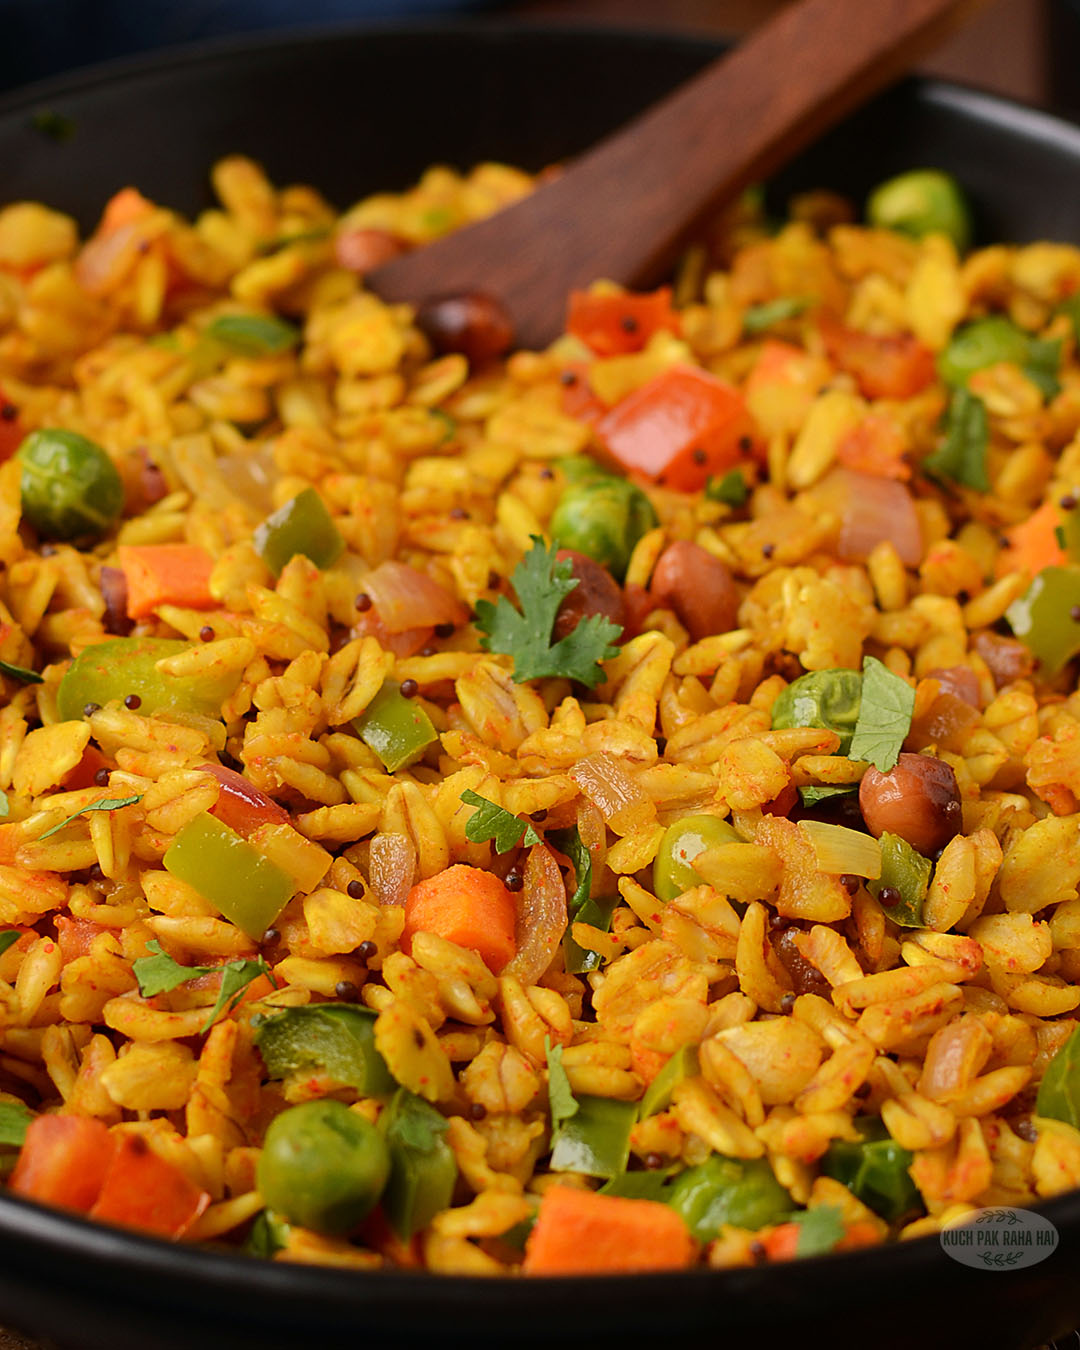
[
  {"left": 57, "top": 636, "right": 242, "bottom": 722},
  {"left": 1006, "top": 566, "right": 1080, "bottom": 676},
  {"left": 938, "top": 316, "right": 1061, "bottom": 399},
  {"left": 254, "top": 487, "right": 344, "bottom": 577},
  {"left": 549, "top": 1094, "right": 636, "bottom": 1178},
  {"left": 380, "top": 1088, "right": 458, "bottom": 1240},
  {"left": 667, "top": 1155, "right": 792, "bottom": 1241},
  {"left": 822, "top": 1118, "right": 920, "bottom": 1224},
  {"left": 771, "top": 668, "right": 863, "bottom": 756},
  {"left": 639, "top": 1044, "right": 699, "bottom": 1119},
  {"left": 600, "top": 1170, "right": 673, "bottom": 1202},
  {"left": 653, "top": 814, "right": 741, "bottom": 902},
  {"left": 253, "top": 1003, "right": 396, "bottom": 1097},
  {"left": 868, "top": 831, "right": 932, "bottom": 928},
  {"left": 563, "top": 893, "right": 617, "bottom": 975},
  {"left": 353, "top": 680, "right": 438, "bottom": 772},
  {"left": 164, "top": 812, "right": 295, "bottom": 939}
]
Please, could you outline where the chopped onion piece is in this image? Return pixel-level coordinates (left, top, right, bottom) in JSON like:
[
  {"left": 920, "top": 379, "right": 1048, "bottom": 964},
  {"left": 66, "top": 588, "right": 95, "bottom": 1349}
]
[
  {"left": 799, "top": 820, "right": 881, "bottom": 879},
  {"left": 369, "top": 832, "right": 417, "bottom": 907},
  {"left": 362, "top": 561, "right": 467, "bottom": 634},
  {"left": 569, "top": 752, "right": 655, "bottom": 835},
  {"left": 503, "top": 843, "right": 567, "bottom": 986},
  {"left": 823, "top": 467, "right": 922, "bottom": 566}
]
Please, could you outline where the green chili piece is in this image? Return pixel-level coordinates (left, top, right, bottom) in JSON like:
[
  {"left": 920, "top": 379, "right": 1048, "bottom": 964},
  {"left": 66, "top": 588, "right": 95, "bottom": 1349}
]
[
  {"left": 56, "top": 636, "right": 243, "bottom": 722},
  {"left": 938, "top": 317, "right": 1061, "bottom": 399},
  {"left": 1006, "top": 566, "right": 1080, "bottom": 676},
  {"left": 770, "top": 668, "right": 863, "bottom": 755},
  {"left": 205, "top": 313, "right": 299, "bottom": 357},
  {"left": 164, "top": 813, "right": 295, "bottom": 940},
  {"left": 253, "top": 1004, "right": 395, "bottom": 1097},
  {"left": 549, "top": 476, "right": 658, "bottom": 581},
  {"left": 822, "top": 1119, "right": 920, "bottom": 1224},
  {"left": 549, "top": 1094, "right": 636, "bottom": 1178},
  {"left": 353, "top": 680, "right": 438, "bottom": 772},
  {"left": 653, "top": 814, "right": 741, "bottom": 902},
  {"left": 563, "top": 894, "right": 617, "bottom": 975},
  {"left": 1036, "top": 1022, "right": 1080, "bottom": 1127},
  {"left": 667, "top": 1155, "right": 792, "bottom": 1241},
  {"left": 380, "top": 1088, "right": 458, "bottom": 1240},
  {"left": 17, "top": 429, "right": 125, "bottom": 543},
  {"left": 639, "top": 1043, "right": 699, "bottom": 1119},
  {"left": 868, "top": 831, "right": 932, "bottom": 928},
  {"left": 254, "top": 487, "right": 344, "bottom": 577},
  {"left": 866, "top": 169, "right": 972, "bottom": 252},
  {"left": 245, "top": 1208, "right": 292, "bottom": 1258}
]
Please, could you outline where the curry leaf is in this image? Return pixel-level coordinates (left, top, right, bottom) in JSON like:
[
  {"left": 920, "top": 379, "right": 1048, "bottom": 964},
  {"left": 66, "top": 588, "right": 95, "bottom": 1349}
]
[
  {"left": 705, "top": 469, "right": 750, "bottom": 507},
  {"left": 791, "top": 1204, "right": 847, "bottom": 1257},
  {"left": 1036, "top": 1023, "right": 1080, "bottom": 1127},
  {"left": 742, "top": 297, "right": 810, "bottom": 333},
  {"left": 475, "top": 537, "right": 622, "bottom": 688},
  {"left": 545, "top": 1035, "right": 578, "bottom": 1130},
  {"left": 0, "top": 932, "right": 23, "bottom": 959},
  {"left": 548, "top": 825, "right": 593, "bottom": 914},
  {"left": 923, "top": 389, "right": 990, "bottom": 492},
  {"left": 37, "top": 793, "right": 143, "bottom": 840},
  {"left": 0, "top": 660, "right": 43, "bottom": 685},
  {"left": 460, "top": 789, "right": 542, "bottom": 852},
  {"left": 848, "top": 657, "right": 914, "bottom": 773},
  {"left": 0, "top": 1101, "right": 34, "bottom": 1149}
]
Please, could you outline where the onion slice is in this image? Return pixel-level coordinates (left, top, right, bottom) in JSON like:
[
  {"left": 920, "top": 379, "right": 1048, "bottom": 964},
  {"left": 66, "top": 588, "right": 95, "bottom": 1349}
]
[
  {"left": 369, "top": 832, "right": 418, "bottom": 907},
  {"left": 361, "top": 561, "right": 467, "bottom": 634},
  {"left": 821, "top": 466, "right": 922, "bottom": 567},
  {"left": 503, "top": 843, "right": 567, "bottom": 986}
]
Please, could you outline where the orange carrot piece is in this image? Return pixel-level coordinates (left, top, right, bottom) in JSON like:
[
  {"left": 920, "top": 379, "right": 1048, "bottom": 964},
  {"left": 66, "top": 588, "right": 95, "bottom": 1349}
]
[
  {"left": 90, "top": 1133, "right": 210, "bottom": 1238},
  {"left": 117, "top": 544, "right": 215, "bottom": 619},
  {"left": 597, "top": 364, "right": 759, "bottom": 492},
  {"left": 819, "top": 316, "right": 935, "bottom": 399},
  {"left": 100, "top": 187, "right": 155, "bottom": 235},
  {"left": 402, "top": 864, "right": 517, "bottom": 974},
  {"left": 567, "top": 287, "right": 679, "bottom": 357},
  {"left": 559, "top": 361, "right": 608, "bottom": 425},
  {"left": 522, "top": 1185, "right": 695, "bottom": 1275},
  {"left": 997, "top": 499, "right": 1067, "bottom": 579},
  {"left": 836, "top": 414, "right": 911, "bottom": 481},
  {"left": 10, "top": 1115, "right": 114, "bottom": 1212},
  {"left": 761, "top": 1217, "right": 883, "bottom": 1262}
]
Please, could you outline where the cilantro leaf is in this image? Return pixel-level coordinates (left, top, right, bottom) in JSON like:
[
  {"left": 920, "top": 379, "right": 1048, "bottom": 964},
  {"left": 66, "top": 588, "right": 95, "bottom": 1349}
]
[
  {"left": 798, "top": 784, "right": 857, "bottom": 807},
  {"left": 461, "top": 789, "right": 541, "bottom": 852},
  {"left": 37, "top": 793, "right": 143, "bottom": 841},
  {"left": 201, "top": 958, "right": 275, "bottom": 1033},
  {"left": 791, "top": 1205, "right": 847, "bottom": 1257},
  {"left": 0, "top": 931, "right": 23, "bottom": 959},
  {"left": 923, "top": 388, "right": 989, "bottom": 492},
  {"left": 705, "top": 469, "right": 750, "bottom": 507},
  {"left": 475, "top": 537, "right": 622, "bottom": 687},
  {"left": 847, "top": 656, "right": 914, "bottom": 773},
  {"left": 132, "top": 940, "right": 274, "bottom": 1032},
  {"left": 545, "top": 1034, "right": 578, "bottom": 1130},
  {"left": 742, "top": 297, "right": 810, "bottom": 333},
  {"left": 0, "top": 1101, "right": 34, "bottom": 1149},
  {"left": 548, "top": 825, "right": 593, "bottom": 914},
  {"left": 0, "top": 660, "right": 42, "bottom": 685},
  {"left": 0, "top": 791, "right": 7, "bottom": 820},
  {"left": 385, "top": 1090, "right": 449, "bottom": 1154}
]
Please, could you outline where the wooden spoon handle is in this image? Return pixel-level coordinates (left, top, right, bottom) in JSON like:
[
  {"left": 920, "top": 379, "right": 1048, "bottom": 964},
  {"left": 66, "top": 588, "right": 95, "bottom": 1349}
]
[{"left": 370, "top": 0, "right": 984, "bottom": 348}]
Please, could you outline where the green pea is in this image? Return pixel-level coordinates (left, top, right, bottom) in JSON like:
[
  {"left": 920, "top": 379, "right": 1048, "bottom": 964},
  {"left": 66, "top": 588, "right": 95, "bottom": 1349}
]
[
  {"left": 770, "top": 668, "right": 862, "bottom": 756},
  {"left": 17, "top": 429, "right": 124, "bottom": 542},
  {"left": 550, "top": 477, "right": 658, "bottom": 582},
  {"left": 667, "top": 1155, "right": 792, "bottom": 1241},
  {"left": 256, "top": 1099, "right": 390, "bottom": 1235},
  {"left": 866, "top": 169, "right": 972, "bottom": 253},
  {"left": 653, "top": 814, "right": 741, "bottom": 902}
]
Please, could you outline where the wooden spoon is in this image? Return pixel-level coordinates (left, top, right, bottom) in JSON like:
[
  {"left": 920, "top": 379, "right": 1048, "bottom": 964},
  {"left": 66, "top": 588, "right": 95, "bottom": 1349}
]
[{"left": 368, "top": 0, "right": 984, "bottom": 349}]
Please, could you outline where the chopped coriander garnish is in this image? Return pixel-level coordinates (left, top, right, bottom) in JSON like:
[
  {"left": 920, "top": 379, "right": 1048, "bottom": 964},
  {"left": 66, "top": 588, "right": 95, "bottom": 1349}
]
[
  {"left": 475, "top": 536, "right": 622, "bottom": 687},
  {"left": 0, "top": 932, "right": 22, "bottom": 959},
  {"left": 37, "top": 794, "right": 143, "bottom": 841},
  {"left": 743, "top": 296, "right": 810, "bottom": 333},
  {"left": 923, "top": 388, "right": 989, "bottom": 492},
  {"left": 132, "top": 940, "right": 275, "bottom": 1033},
  {"left": 847, "top": 657, "right": 914, "bottom": 773},
  {"left": 798, "top": 784, "right": 857, "bottom": 807},
  {"left": 791, "top": 1205, "right": 847, "bottom": 1257},
  {"left": 548, "top": 825, "right": 592, "bottom": 914},
  {"left": 705, "top": 468, "right": 750, "bottom": 507},
  {"left": 460, "top": 789, "right": 542, "bottom": 852},
  {"left": 545, "top": 1034, "right": 578, "bottom": 1130}
]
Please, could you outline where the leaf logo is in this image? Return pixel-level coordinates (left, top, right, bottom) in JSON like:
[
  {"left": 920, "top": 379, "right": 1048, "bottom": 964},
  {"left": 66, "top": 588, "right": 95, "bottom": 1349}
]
[{"left": 940, "top": 1206, "right": 1059, "bottom": 1271}]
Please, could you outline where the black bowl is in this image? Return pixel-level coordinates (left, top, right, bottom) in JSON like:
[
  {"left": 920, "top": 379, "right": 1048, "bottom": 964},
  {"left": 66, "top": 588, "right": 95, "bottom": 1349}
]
[{"left": 2, "top": 22, "right": 1080, "bottom": 1350}]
